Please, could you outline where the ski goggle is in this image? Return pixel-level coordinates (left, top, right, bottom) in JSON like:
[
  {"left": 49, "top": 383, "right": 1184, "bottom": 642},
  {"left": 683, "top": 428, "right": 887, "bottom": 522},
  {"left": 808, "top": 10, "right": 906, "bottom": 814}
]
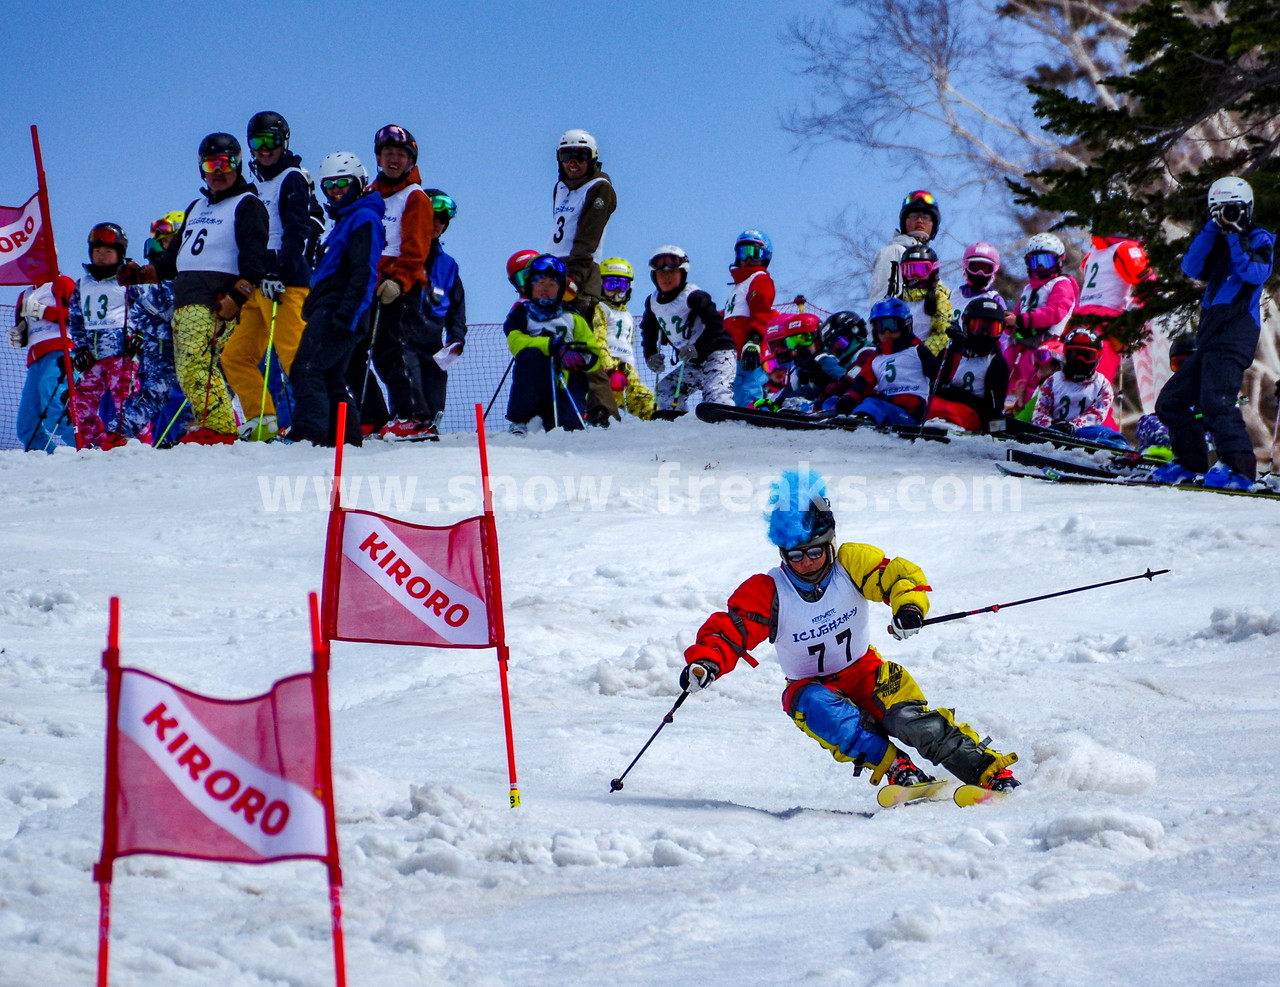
[
  {"left": 963, "top": 258, "right": 996, "bottom": 276},
  {"left": 871, "top": 317, "right": 906, "bottom": 335},
  {"left": 902, "top": 189, "right": 936, "bottom": 208},
  {"left": 247, "top": 133, "right": 283, "bottom": 151},
  {"left": 780, "top": 332, "right": 815, "bottom": 350},
  {"left": 1026, "top": 251, "right": 1060, "bottom": 273},
  {"left": 430, "top": 193, "right": 457, "bottom": 219},
  {"left": 783, "top": 546, "right": 827, "bottom": 563},
  {"left": 1033, "top": 346, "right": 1063, "bottom": 366},
  {"left": 88, "top": 225, "right": 124, "bottom": 245},
  {"left": 150, "top": 218, "right": 177, "bottom": 237},
  {"left": 601, "top": 275, "right": 632, "bottom": 293},
  {"left": 826, "top": 333, "right": 858, "bottom": 355},
  {"left": 200, "top": 155, "right": 238, "bottom": 175},
  {"left": 651, "top": 257, "right": 684, "bottom": 271},
  {"left": 321, "top": 176, "right": 358, "bottom": 191},
  {"left": 376, "top": 125, "right": 413, "bottom": 147},
  {"left": 558, "top": 147, "right": 592, "bottom": 163},
  {"left": 735, "top": 243, "right": 767, "bottom": 264},
  {"left": 965, "top": 317, "right": 1004, "bottom": 337},
  {"left": 900, "top": 260, "right": 937, "bottom": 281}
]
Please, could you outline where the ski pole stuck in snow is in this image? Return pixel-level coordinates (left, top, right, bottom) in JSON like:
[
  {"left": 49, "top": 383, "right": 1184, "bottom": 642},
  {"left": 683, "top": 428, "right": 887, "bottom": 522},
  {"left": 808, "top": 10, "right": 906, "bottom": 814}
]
[{"left": 920, "top": 567, "right": 1171, "bottom": 627}]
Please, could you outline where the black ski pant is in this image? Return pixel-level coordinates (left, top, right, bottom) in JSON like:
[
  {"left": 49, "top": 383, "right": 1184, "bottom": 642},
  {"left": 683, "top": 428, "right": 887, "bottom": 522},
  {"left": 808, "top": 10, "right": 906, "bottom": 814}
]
[
  {"left": 1155, "top": 340, "right": 1257, "bottom": 478},
  {"left": 368, "top": 288, "right": 432, "bottom": 423},
  {"left": 290, "top": 313, "right": 364, "bottom": 447},
  {"left": 418, "top": 317, "right": 450, "bottom": 423},
  {"left": 506, "top": 347, "right": 587, "bottom": 431}
]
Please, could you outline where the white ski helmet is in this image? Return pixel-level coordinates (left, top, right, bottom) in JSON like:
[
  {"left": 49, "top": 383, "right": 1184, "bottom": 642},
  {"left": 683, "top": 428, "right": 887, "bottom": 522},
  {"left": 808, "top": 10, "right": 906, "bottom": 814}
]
[
  {"left": 1024, "top": 232, "right": 1066, "bottom": 258},
  {"left": 649, "top": 245, "right": 690, "bottom": 272},
  {"left": 318, "top": 151, "right": 368, "bottom": 188},
  {"left": 558, "top": 128, "right": 598, "bottom": 160},
  {"left": 1208, "top": 176, "right": 1253, "bottom": 209}
]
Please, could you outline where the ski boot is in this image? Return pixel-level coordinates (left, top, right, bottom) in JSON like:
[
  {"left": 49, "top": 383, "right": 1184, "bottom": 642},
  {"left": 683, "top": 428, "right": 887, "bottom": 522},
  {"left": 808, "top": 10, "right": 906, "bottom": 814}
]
[
  {"left": 984, "top": 768, "right": 1020, "bottom": 793},
  {"left": 886, "top": 756, "right": 935, "bottom": 787}
]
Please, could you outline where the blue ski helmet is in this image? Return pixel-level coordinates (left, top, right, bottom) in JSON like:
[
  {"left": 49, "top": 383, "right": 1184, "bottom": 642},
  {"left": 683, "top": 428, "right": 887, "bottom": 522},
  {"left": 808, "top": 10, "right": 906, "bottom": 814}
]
[
  {"left": 523, "top": 253, "right": 567, "bottom": 299},
  {"left": 869, "top": 297, "right": 914, "bottom": 337},
  {"left": 734, "top": 229, "right": 773, "bottom": 267},
  {"left": 765, "top": 469, "right": 835, "bottom": 550}
]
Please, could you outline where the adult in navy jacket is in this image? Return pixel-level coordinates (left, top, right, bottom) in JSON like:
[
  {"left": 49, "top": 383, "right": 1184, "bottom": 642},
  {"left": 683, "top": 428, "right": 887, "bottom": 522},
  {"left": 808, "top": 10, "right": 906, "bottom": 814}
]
[
  {"left": 417, "top": 189, "right": 467, "bottom": 434},
  {"left": 288, "top": 153, "right": 386, "bottom": 447},
  {"left": 1156, "top": 177, "right": 1275, "bottom": 486}
]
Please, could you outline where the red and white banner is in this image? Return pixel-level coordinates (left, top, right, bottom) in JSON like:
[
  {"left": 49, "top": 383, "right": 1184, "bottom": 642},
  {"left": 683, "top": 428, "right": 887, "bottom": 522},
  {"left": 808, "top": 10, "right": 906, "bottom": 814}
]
[
  {"left": 0, "top": 192, "right": 55, "bottom": 287},
  {"left": 107, "top": 668, "right": 330, "bottom": 864},
  {"left": 324, "top": 508, "right": 495, "bottom": 648}
]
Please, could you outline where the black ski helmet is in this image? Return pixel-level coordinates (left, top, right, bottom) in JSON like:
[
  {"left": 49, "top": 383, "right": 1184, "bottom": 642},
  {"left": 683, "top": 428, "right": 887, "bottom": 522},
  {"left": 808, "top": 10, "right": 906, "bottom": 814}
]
[
  {"left": 87, "top": 222, "right": 127, "bottom": 261},
  {"left": 199, "top": 132, "right": 241, "bottom": 160},
  {"left": 959, "top": 296, "right": 1005, "bottom": 357},
  {"left": 898, "top": 190, "right": 940, "bottom": 237},
  {"left": 1062, "top": 326, "right": 1104, "bottom": 382},
  {"left": 247, "top": 111, "right": 290, "bottom": 147}
]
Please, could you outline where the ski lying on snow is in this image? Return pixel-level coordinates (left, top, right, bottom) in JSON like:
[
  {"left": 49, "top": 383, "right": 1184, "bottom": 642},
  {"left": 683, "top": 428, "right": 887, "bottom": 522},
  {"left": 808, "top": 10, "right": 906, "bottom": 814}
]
[
  {"left": 694, "top": 402, "right": 951, "bottom": 443},
  {"left": 996, "top": 459, "right": 1280, "bottom": 500},
  {"left": 876, "top": 780, "right": 950, "bottom": 807},
  {"left": 1005, "top": 448, "right": 1156, "bottom": 479}
]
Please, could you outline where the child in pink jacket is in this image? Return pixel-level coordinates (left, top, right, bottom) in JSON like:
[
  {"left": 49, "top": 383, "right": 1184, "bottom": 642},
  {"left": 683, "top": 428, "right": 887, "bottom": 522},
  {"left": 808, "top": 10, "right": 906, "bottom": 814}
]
[{"left": 1002, "top": 232, "right": 1079, "bottom": 414}]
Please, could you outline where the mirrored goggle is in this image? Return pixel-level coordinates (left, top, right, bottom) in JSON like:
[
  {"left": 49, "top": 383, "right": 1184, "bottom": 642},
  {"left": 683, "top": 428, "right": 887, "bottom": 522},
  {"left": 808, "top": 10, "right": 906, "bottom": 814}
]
[
  {"left": 871, "top": 317, "right": 906, "bottom": 334},
  {"left": 430, "top": 193, "right": 457, "bottom": 219},
  {"left": 735, "top": 243, "right": 766, "bottom": 263},
  {"left": 376, "top": 125, "right": 412, "bottom": 146},
  {"left": 143, "top": 236, "right": 165, "bottom": 256},
  {"left": 903, "top": 189, "right": 936, "bottom": 206},
  {"left": 826, "top": 333, "right": 858, "bottom": 354},
  {"left": 558, "top": 147, "right": 592, "bottom": 163},
  {"left": 965, "top": 317, "right": 1004, "bottom": 337},
  {"left": 1026, "top": 251, "right": 1060, "bottom": 272},
  {"left": 1064, "top": 346, "right": 1098, "bottom": 362},
  {"left": 150, "top": 218, "right": 177, "bottom": 236},
  {"left": 784, "top": 546, "right": 827, "bottom": 563},
  {"left": 651, "top": 257, "right": 684, "bottom": 271},
  {"left": 200, "top": 155, "right": 238, "bottom": 175},
  {"left": 321, "top": 176, "right": 358, "bottom": 191},
  {"left": 963, "top": 258, "right": 996, "bottom": 276},
  {"left": 601, "top": 275, "right": 632, "bottom": 293},
  {"left": 900, "top": 260, "right": 937, "bottom": 281},
  {"left": 88, "top": 226, "right": 123, "bottom": 245},
  {"left": 780, "top": 332, "right": 814, "bottom": 350},
  {"left": 248, "top": 133, "right": 283, "bottom": 151},
  {"left": 1033, "top": 347, "right": 1063, "bottom": 365}
]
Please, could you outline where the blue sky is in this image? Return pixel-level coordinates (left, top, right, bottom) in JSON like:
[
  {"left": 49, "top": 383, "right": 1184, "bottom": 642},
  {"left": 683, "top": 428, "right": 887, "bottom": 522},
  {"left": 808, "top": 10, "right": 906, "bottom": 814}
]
[{"left": 0, "top": 1, "right": 920, "bottom": 321}]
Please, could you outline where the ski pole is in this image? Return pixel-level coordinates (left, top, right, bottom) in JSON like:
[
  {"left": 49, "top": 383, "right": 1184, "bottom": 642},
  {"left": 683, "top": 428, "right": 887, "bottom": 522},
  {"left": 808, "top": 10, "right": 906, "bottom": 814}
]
[
  {"left": 358, "top": 306, "right": 381, "bottom": 408},
  {"left": 156, "top": 398, "right": 190, "bottom": 447},
  {"left": 921, "top": 568, "right": 1170, "bottom": 627},
  {"left": 608, "top": 689, "right": 691, "bottom": 792},
  {"left": 254, "top": 298, "right": 279, "bottom": 439},
  {"left": 484, "top": 356, "right": 515, "bottom": 421}
]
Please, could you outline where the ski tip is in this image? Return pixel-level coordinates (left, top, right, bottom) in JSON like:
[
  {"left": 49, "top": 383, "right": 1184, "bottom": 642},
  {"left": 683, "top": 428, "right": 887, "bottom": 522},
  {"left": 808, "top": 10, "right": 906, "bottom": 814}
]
[{"left": 952, "top": 785, "right": 1009, "bottom": 807}]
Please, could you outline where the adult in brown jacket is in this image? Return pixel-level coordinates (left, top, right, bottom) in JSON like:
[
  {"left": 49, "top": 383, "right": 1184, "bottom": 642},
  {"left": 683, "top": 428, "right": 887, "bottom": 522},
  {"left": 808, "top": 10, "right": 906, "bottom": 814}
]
[
  {"left": 356, "top": 124, "right": 439, "bottom": 440},
  {"left": 548, "top": 129, "right": 618, "bottom": 425}
]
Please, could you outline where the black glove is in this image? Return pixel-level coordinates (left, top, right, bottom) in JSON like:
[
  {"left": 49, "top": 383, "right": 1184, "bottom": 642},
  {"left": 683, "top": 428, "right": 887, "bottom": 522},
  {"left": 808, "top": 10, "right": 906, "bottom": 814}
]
[
  {"left": 72, "top": 348, "right": 96, "bottom": 373},
  {"left": 125, "top": 331, "right": 144, "bottom": 358},
  {"left": 679, "top": 659, "right": 719, "bottom": 692},
  {"left": 890, "top": 604, "right": 924, "bottom": 641},
  {"left": 447, "top": 337, "right": 465, "bottom": 355},
  {"left": 1049, "top": 419, "right": 1073, "bottom": 434},
  {"left": 739, "top": 341, "right": 761, "bottom": 372}
]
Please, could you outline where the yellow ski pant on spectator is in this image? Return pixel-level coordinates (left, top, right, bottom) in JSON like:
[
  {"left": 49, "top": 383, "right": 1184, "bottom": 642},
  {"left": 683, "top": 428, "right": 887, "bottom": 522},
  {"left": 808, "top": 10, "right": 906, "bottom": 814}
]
[
  {"left": 173, "top": 304, "right": 239, "bottom": 436},
  {"left": 222, "top": 288, "right": 309, "bottom": 421}
]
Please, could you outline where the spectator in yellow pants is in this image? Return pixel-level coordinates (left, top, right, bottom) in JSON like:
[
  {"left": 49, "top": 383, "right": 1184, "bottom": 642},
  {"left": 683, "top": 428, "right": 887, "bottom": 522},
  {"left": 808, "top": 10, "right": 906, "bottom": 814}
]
[{"left": 222, "top": 110, "right": 319, "bottom": 441}]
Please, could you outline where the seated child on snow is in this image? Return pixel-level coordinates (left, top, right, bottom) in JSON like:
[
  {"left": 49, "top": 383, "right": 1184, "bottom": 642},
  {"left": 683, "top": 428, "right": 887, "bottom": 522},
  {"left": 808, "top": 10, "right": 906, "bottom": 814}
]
[
  {"left": 895, "top": 243, "right": 954, "bottom": 356},
  {"left": 925, "top": 296, "right": 1010, "bottom": 433},
  {"left": 956, "top": 242, "right": 1008, "bottom": 308},
  {"left": 1029, "top": 326, "right": 1127, "bottom": 449},
  {"left": 831, "top": 298, "right": 941, "bottom": 426}
]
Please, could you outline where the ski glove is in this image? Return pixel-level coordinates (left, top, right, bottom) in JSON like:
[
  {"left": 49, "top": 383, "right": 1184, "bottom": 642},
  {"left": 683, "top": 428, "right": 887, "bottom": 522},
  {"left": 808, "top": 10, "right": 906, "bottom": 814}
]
[
  {"left": 215, "top": 294, "right": 240, "bottom": 321},
  {"left": 377, "top": 279, "right": 403, "bottom": 305},
  {"left": 260, "top": 278, "right": 286, "bottom": 301},
  {"left": 9, "top": 320, "right": 28, "bottom": 349},
  {"left": 890, "top": 604, "right": 924, "bottom": 641},
  {"left": 679, "top": 659, "right": 719, "bottom": 692},
  {"left": 676, "top": 344, "right": 698, "bottom": 363},
  {"left": 646, "top": 352, "right": 665, "bottom": 374},
  {"left": 560, "top": 349, "right": 588, "bottom": 372},
  {"left": 739, "top": 342, "right": 761, "bottom": 372},
  {"left": 125, "top": 331, "right": 144, "bottom": 358},
  {"left": 72, "top": 348, "right": 96, "bottom": 373}
]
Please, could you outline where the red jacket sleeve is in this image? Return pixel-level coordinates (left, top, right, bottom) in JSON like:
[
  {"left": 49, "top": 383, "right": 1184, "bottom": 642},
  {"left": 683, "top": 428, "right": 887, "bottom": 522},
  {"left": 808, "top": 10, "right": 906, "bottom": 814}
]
[{"left": 684, "top": 573, "right": 777, "bottom": 675}]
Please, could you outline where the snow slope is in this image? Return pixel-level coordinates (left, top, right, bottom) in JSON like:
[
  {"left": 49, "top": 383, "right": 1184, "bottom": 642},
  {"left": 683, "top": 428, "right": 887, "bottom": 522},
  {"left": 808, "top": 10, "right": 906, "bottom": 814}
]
[{"left": 2, "top": 418, "right": 1279, "bottom": 987}]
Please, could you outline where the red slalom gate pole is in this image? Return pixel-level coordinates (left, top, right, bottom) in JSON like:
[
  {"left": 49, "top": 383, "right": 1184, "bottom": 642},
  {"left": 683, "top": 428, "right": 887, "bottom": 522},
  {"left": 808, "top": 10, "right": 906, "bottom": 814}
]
[
  {"left": 474, "top": 403, "right": 521, "bottom": 807},
  {"left": 309, "top": 593, "right": 347, "bottom": 987},
  {"left": 94, "top": 596, "right": 123, "bottom": 986}
]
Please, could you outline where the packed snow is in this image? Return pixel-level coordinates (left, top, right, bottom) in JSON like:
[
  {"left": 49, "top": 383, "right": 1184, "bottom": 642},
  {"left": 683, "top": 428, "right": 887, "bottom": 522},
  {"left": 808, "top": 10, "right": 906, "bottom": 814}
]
[{"left": 2, "top": 418, "right": 1279, "bottom": 986}]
